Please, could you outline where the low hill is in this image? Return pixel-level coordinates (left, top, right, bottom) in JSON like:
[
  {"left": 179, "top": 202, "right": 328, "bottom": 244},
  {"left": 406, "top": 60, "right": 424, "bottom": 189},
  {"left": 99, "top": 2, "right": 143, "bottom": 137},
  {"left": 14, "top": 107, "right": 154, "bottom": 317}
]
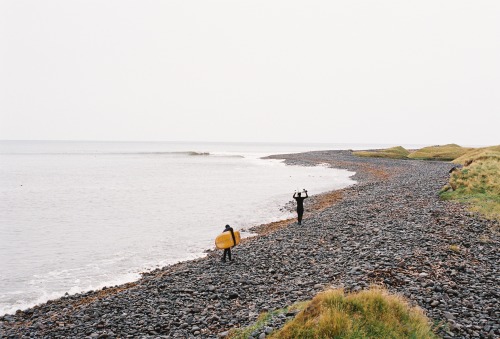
[
  {"left": 352, "top": 146, "right": 410, "bottom": 159},
  {"left": 453, "top": 145, "right": 500, "bottom": 165},
  {"left": 407, "top": 144, "right": 472, "bottom": 161}
]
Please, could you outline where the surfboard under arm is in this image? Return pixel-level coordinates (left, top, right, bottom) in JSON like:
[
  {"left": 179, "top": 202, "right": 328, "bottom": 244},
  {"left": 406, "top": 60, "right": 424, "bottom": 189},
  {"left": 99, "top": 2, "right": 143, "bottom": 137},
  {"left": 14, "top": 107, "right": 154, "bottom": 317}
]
[{"left": 215, "top": 231, "right": 241, "bottom": 249}]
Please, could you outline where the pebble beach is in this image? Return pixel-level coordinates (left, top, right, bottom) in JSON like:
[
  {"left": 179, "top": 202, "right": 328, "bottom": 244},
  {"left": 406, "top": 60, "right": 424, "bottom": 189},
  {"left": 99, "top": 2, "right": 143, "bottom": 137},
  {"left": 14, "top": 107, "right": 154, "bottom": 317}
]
[{"left": 1, "top": 150, "right": 498, "bottom": 338}]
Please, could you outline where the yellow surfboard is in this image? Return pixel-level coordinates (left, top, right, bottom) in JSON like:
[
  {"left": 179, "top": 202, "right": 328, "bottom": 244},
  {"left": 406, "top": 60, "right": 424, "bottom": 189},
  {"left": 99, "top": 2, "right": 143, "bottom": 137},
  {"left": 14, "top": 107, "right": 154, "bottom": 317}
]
[{"left": 215, "top": 231, "right": 241, "bottom": 249}]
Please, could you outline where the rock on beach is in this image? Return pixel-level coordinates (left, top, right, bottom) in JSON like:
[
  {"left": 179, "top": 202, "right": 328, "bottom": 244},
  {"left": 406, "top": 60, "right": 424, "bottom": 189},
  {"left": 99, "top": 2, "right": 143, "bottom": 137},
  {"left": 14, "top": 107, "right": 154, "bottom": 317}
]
[{"left": 1, "top": 150, "right": 498, "bottom": 338}]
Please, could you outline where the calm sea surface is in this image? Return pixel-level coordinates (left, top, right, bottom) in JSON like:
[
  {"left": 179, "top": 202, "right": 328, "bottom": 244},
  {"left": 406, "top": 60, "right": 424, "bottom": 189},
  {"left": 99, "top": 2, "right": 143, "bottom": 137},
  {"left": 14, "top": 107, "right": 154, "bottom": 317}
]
[{"left": 0, "top": 141, "right": 390, "bottom": 315}]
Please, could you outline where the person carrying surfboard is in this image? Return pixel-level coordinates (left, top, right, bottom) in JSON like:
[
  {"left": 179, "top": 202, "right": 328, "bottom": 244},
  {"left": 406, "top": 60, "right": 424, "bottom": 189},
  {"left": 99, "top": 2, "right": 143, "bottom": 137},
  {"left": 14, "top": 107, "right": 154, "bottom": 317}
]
[
  {"left": 293, "top": 189, "right": 308, "bottom": 225},
  {"left": 222, "top": 224, "right": 236, "bottom": 262}
]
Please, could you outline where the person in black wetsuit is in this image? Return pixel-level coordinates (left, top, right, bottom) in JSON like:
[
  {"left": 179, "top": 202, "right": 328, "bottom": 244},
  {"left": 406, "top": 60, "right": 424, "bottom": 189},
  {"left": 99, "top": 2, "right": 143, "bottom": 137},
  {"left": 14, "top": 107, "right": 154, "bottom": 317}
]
[
  {"left": 222, "top": 224, "right": 236, "bottom": 262},
  {"left": 293, "top": 190, "right": 308, "bottom": 225}
]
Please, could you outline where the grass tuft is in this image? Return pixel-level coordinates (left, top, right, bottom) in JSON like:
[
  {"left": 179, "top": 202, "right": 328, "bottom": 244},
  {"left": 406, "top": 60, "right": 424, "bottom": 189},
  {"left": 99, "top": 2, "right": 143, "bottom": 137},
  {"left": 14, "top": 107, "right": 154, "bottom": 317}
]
[
  {"left": 268, "top": 288, "right": 437, "bottom": 339},
  {"left": 479, "top": 235, "right": 491, "bottom": 244},
  {"left": 449, "top": 244, "right": 461, "bottom": 253},
  {"left": 353, "top": 146, "right": 410, "bottom": 159}
]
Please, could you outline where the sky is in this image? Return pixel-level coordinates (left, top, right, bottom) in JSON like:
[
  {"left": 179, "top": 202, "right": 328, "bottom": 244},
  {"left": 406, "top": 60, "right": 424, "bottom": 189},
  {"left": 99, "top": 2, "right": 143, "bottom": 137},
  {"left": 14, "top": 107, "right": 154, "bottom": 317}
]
[{"left": 0, "top": 1, "right": 499, "bottom": 146}]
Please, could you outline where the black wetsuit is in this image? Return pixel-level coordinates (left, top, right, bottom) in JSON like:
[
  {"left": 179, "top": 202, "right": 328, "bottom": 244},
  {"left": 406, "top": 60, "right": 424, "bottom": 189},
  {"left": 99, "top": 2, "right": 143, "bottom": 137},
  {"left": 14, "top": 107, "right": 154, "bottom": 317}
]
[
  {"left": 294, "top": 193, "right": 308, "bottom": 224},
  {"left": 222, "top": 226, "right": 235, "bottom": 262}
]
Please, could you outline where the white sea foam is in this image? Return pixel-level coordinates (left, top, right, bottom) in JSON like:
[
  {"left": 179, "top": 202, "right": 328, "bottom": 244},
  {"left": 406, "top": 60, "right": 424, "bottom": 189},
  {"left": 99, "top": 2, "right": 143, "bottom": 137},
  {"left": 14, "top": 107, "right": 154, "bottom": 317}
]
[{"left": 0, "top": 272, "right": 142, "bottom": 315}]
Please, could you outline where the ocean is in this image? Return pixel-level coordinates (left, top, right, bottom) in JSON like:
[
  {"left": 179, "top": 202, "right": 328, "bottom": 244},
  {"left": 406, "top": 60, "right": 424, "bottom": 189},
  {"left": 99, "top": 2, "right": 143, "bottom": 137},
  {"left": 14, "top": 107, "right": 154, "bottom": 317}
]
[{"left": 0, "top": 140, "right": 375, "bottom": 315}]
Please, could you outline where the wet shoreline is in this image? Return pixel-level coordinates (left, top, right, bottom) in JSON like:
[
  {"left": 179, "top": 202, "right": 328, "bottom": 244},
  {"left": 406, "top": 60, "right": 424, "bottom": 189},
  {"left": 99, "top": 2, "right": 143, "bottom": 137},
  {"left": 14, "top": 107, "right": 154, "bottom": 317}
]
[{"left": 1, "top": 150, "right": 498, "bottom": 338}]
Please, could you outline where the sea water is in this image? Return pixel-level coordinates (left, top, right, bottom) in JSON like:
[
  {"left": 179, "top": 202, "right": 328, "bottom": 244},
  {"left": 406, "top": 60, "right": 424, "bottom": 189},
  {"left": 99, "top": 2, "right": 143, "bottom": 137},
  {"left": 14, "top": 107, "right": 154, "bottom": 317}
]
[{"left": 0, "top": 140, "right": 367, "bottom": 315}]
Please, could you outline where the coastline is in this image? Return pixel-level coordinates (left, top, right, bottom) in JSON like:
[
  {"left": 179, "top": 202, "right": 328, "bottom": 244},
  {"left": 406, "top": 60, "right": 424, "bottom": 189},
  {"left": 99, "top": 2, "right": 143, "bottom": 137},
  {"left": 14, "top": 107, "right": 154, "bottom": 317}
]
[{"left": 1, "top": 150, "right": 498, "bottom": 338}]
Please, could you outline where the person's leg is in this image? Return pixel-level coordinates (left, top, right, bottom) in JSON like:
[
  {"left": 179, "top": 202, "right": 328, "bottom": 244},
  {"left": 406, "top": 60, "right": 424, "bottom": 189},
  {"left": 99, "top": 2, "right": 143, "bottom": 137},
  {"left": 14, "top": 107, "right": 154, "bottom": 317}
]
[
  {"left": 228, "top": 248, "right": 232, "bottom": 261},
  {"left": 222, "top": 249, "right": 228, "bottom": 262},
  {"left": 298, "top": 209, "right": 304, "bottom": 224}
]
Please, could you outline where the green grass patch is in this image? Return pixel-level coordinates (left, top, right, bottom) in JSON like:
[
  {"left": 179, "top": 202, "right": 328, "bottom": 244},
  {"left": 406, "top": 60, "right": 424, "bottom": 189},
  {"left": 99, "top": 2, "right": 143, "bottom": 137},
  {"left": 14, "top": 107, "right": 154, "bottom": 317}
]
[
  {"left": 441, "top": 191, "right": 500, "bottom": 223},
  {"left": 440, "top": 146, "right": 500, "bottom": 223},
  {"left": 228, "top": 303, "right": 307, "bottom": 339},
  {"left": 407, "top": 144, "right": 472, "bottom": 161},
  {"left": 353, "top": 146, "right": 410, "bottom": 159},
  {"left": 268, "top": 288, "right": 437, "bottom": 339},
  {"left": 228, "top": 312, "right": 275, "bottom": 339}
]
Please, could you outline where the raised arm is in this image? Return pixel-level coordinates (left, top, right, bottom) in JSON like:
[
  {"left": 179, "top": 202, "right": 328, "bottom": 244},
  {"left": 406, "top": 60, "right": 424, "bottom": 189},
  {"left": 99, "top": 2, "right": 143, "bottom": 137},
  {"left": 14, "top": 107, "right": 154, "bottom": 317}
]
[
  {"left": 305, "top": 190, "right": 309, "bottom": 198},
  {"left": 293, "top": 192, "right": 297, "bottom": 198}
]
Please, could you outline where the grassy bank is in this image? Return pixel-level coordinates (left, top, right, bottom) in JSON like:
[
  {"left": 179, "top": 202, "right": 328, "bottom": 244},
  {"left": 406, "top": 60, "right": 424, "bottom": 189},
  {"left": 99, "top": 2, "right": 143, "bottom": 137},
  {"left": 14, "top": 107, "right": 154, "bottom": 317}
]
[
  {"left": 407, "top": 144, "right": 472, "bottom": 161},
  {"left": 353, "top": 144, "right": 473, "bottom": 161},
  {"left": 231, "top": 288, "right": 437, "bottom": 339},
  {"left": 353, "top": 144, "right": 500, "bottom": 222},
  {"left": 353, "top": 146, "right": 410, "bottom": 159},
  {"left": 441, "top": 146, "right": 500, "bottom": 223}
]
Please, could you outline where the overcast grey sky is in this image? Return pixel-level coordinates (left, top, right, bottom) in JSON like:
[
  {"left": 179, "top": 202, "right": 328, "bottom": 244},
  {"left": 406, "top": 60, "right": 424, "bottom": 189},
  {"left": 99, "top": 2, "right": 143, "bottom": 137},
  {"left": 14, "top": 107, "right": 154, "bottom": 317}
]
[{"left": 1, "top": 1, "right": 499, "bottom": 146}]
